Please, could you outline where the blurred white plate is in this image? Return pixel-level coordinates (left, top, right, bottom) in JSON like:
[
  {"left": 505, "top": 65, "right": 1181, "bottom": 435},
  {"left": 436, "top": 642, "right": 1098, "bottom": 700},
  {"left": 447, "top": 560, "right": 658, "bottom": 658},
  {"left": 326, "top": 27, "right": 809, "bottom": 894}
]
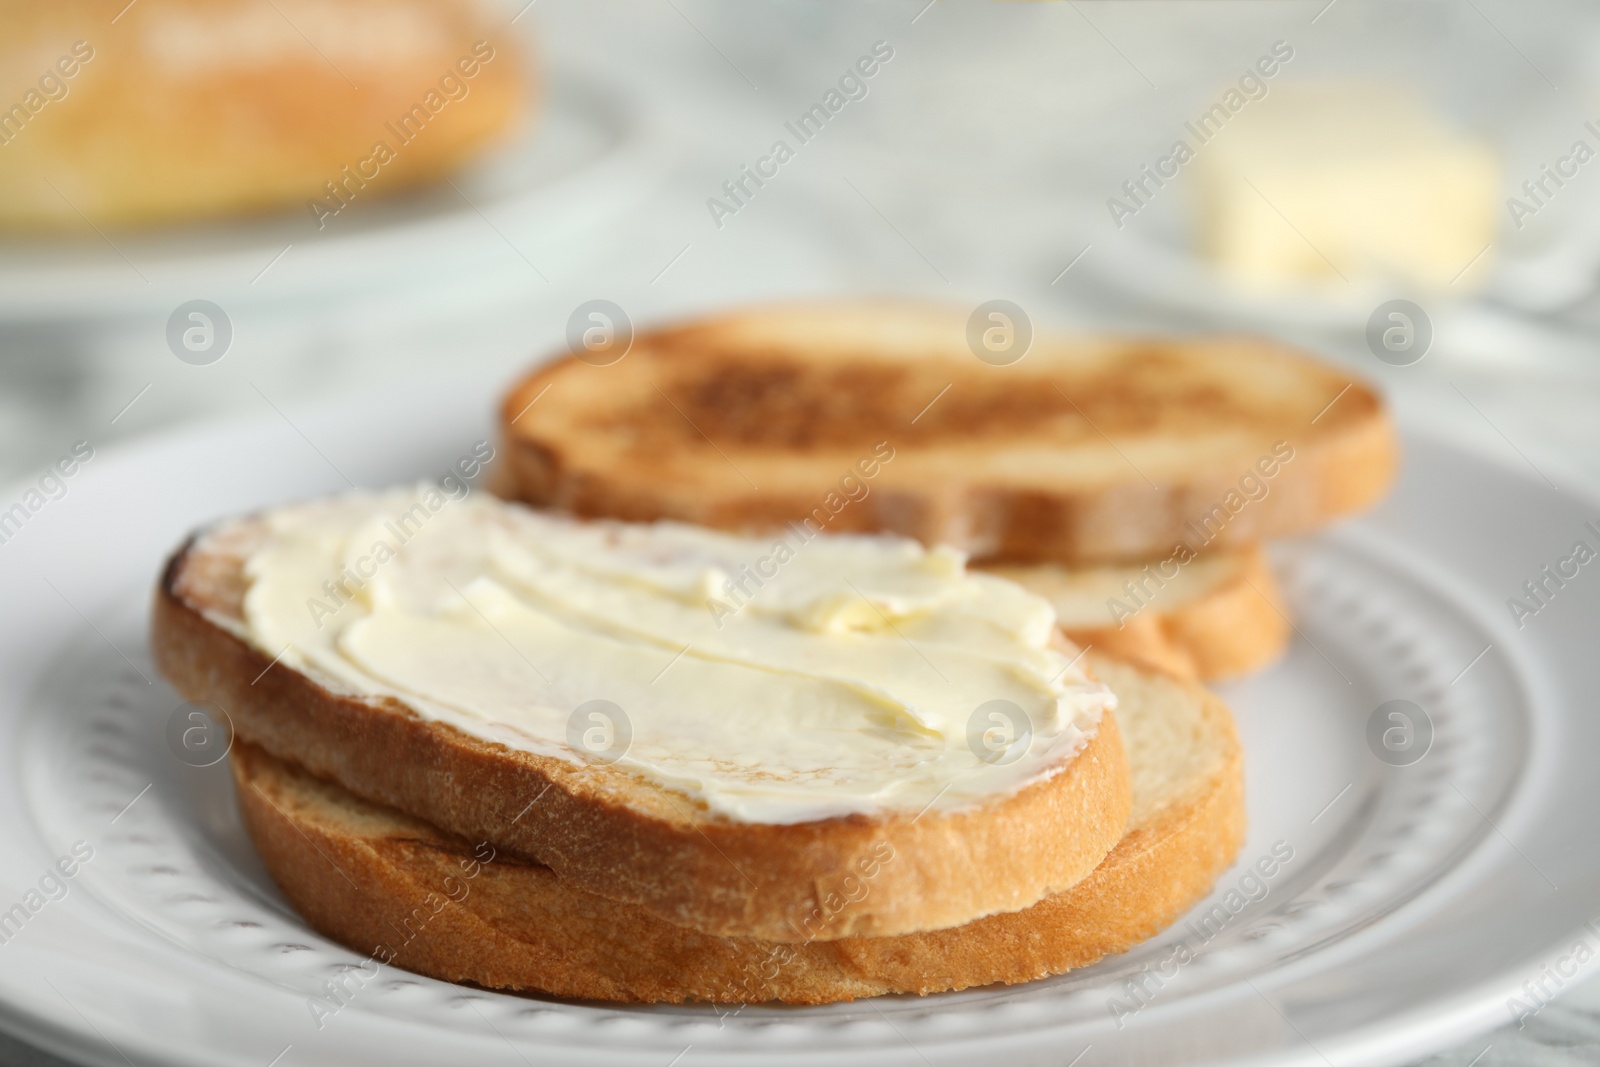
[
  {"left": 1090, "top": 186, "right": 1600, "bottom": 329},
  {"left": 1093, "top": 209, "right": 1393, "bottom": 330},
  {"left": 0, "top": 375, "right": 1597, "bottom": 1066},
  {"left": 0, "top": 68, "right": 654, "bottom": 322}
]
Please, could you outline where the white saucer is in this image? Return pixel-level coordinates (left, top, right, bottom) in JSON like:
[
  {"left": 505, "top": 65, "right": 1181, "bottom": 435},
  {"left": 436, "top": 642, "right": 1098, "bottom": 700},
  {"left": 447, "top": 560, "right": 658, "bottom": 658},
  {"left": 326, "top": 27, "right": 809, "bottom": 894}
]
[
  {"left": 0, "top": 375, "right": 1596, "bottom": 1066},
  {"left": 0, "top": 67, "right": 655, "bottom": 323}
]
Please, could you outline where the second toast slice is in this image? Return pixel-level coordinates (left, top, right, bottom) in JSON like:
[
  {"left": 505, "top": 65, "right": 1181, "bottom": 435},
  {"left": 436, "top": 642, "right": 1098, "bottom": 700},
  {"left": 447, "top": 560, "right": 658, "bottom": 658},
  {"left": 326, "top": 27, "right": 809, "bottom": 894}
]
[
  {"left": 986, "top": 545, "right": 1290, "bottom": 680},
  {"left": 499, "top": 301, "right": 1397, "bottom": 564}
]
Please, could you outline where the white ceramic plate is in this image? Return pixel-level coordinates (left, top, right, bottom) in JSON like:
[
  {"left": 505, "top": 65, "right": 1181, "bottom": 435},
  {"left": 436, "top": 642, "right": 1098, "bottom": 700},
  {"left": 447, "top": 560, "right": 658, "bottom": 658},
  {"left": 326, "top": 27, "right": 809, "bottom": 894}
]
[
  {"left": 1, "top": 374, "right": 1597, "bottom": 1067},
  {"left": 0, "top": 67, "right": 655, "bottom": 322},
  {"left": 1089, "top": 186, "right": 1600, "bottom": 329}
]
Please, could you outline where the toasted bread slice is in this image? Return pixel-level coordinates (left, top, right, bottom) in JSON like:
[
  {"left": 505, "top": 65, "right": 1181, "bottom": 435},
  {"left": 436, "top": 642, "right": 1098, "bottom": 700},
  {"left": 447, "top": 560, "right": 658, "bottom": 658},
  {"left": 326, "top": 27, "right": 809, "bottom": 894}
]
[
  {"left": 983, "top": 545, "right": 1289, "bottom": 680},
  {"left": 153, "top": 514, "right": 1130, "bottom": 943},
  {"left": 233, "top": 654, "right": 1243, "bottom": 1003},
  {"left": 498, "top": 302, "right": 1396, "bottom": 564}
]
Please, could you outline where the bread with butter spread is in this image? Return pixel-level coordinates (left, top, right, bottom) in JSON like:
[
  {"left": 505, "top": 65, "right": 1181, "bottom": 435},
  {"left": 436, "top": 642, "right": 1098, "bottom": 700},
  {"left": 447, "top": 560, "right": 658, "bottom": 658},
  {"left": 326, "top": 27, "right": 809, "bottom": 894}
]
[{"left": 152, "top": 495, "right": 1132, "bottom": 943}]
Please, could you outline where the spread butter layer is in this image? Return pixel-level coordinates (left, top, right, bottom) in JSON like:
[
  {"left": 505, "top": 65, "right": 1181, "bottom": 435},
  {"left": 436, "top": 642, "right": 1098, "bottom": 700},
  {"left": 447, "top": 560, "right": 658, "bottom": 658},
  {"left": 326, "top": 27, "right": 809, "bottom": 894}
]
[{"left": 232, "top": 488, "right": 1114, "bottom": 823}]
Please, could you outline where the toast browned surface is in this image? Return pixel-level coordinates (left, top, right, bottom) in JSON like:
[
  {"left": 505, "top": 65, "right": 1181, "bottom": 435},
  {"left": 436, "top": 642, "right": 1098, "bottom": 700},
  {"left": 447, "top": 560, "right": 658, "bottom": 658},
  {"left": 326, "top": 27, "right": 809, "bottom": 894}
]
[
  {"left": 234, "top": 654, "right": 1244, "bottom": 1003},
  {"left": 0, "top": 0, "right": 527, "bottom": 231},
  {"left": 985, "top": 545, "right": 1290, "bottom": 681},
  {"left": 498, "top": 303, "right": 1397, "bottom": 564},
  {"left": 153, "top": 515, "right": 1131, "bottom": 943}
]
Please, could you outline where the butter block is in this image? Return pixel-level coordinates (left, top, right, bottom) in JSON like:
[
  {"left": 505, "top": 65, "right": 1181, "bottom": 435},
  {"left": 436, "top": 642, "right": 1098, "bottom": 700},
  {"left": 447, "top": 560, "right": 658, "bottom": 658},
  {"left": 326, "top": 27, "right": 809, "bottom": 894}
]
[{"left": 1190, "top": 85, "right": 1500, "bottom": 290}]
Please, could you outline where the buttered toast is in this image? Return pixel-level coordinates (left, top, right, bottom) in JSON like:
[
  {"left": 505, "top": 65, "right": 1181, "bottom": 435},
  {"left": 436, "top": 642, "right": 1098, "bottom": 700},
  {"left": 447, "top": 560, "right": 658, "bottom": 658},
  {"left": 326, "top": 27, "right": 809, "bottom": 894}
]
[
  {"left": 153, "top": 490, "right": 1132, "bottom": 942},
  {"left": 233, "top": 654, "right": 1244, "bottom": 1003},
  {"left": 498, "top": 302, "right": 1397, "bottom": 565}
]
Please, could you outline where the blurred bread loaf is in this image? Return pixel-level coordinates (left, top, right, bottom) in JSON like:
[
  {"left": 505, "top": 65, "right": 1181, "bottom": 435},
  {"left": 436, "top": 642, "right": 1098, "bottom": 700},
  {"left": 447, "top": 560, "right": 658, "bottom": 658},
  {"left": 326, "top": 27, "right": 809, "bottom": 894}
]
[{"left": 0, "top": 0, "right": 528, "bottom": 231}]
